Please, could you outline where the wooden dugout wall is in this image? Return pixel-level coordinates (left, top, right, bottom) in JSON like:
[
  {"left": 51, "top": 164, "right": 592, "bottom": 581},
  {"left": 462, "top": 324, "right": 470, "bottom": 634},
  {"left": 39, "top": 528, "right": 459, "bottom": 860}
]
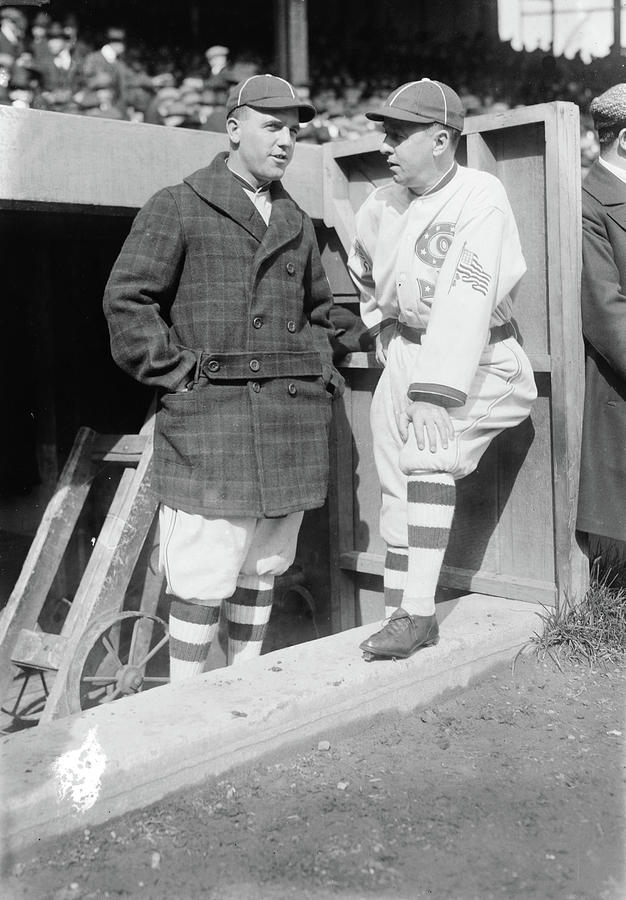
[{"left": 0, "top": 101, "right": 586, "bottom": 636}]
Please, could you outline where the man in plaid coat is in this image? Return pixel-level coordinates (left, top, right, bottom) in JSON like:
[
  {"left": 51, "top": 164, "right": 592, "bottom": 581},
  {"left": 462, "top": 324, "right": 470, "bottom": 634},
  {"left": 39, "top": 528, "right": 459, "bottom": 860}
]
[{"left": 104, "top": 74, "right": 342, "bottom": 680}]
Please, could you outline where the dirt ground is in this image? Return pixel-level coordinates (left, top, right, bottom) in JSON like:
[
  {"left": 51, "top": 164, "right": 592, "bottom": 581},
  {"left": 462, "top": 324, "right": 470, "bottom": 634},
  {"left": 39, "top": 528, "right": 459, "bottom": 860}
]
[{"left": 3, "top": 653, "right": 625, "bottom": 900}]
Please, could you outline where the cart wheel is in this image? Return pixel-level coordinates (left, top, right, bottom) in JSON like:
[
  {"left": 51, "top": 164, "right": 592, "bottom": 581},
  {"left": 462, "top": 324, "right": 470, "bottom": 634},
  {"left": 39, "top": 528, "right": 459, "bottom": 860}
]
[{"left": 67, "top": 611, "right": 170, "bottom": 714}]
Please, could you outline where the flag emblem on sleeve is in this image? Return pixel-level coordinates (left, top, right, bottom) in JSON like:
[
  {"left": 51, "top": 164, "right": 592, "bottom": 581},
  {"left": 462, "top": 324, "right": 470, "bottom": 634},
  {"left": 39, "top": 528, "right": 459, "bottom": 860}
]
[
  {"left": 451, "top": 243, "right": 491, "bottom": 296},
  {"left": 351, "top": 239, "right": 371, "bottom": 275}
]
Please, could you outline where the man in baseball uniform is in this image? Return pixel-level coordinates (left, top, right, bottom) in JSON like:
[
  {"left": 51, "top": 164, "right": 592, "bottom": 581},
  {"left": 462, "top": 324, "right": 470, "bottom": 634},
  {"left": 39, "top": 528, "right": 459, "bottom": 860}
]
[
  {"left": 348, "top": 79, "right": 537, "bottom": 659},
  {"left": 104, "top": 75, "right": 342, "bottom": 681}
]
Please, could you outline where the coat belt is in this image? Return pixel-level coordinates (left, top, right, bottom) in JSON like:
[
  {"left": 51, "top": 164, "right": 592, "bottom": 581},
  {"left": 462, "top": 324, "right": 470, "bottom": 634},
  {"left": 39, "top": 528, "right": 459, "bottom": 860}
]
[{"left": 198, "top": 350, "right": 323, "bottom": 380}]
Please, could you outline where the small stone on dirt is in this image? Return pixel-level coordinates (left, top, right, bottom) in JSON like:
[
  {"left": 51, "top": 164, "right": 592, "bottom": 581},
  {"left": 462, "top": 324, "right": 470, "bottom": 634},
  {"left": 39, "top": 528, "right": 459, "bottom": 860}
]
[
  {"left": 337, "top": 781, "right": 349, "bottom": 791},
  {"left": 318, "top": 740, "right": 331, "bottom": 751}
]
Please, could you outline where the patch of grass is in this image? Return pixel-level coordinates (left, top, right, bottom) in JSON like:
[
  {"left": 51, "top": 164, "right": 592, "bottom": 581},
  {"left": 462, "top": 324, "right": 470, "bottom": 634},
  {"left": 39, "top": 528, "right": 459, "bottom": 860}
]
[{"left": 528, "top": 564, "right": 626, "bottom": 669}]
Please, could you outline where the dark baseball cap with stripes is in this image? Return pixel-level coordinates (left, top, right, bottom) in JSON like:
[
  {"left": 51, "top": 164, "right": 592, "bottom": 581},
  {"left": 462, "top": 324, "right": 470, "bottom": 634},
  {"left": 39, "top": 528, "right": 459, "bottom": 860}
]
[
  {"left": 226, "top": 74, "right": 316, "bottom": 123},
  {"left": 366, "top": 78, "right": 464, "bottom": 131}
]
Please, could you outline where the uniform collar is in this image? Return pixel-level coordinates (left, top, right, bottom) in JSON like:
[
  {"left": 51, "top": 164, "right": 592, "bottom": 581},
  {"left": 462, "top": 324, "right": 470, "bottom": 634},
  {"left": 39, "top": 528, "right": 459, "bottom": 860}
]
[{"left": 410, "top": 162, "right": 458, "bottom": 199}]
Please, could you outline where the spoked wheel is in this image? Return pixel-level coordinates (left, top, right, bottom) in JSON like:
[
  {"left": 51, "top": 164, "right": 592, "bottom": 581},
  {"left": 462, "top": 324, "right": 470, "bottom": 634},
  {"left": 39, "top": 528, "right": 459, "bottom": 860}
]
[{"left": 67, "top": 611, "right": 169, "bottom": 713}]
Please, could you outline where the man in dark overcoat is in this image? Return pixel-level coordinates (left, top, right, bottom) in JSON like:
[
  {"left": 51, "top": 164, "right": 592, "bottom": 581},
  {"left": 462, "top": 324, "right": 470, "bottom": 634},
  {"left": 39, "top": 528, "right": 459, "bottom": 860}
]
[
  {"left": 577, "top": 84, "right": 626, "bottom": 584},
  {"left": 104, "top": 74, "right": 342, "bottom": 680}
]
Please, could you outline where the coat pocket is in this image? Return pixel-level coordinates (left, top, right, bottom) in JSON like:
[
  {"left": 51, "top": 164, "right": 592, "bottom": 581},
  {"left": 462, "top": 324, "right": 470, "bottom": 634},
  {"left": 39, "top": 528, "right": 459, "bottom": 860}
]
[{"left": 154, "top": 390, "right": 201, "bottom": 470}]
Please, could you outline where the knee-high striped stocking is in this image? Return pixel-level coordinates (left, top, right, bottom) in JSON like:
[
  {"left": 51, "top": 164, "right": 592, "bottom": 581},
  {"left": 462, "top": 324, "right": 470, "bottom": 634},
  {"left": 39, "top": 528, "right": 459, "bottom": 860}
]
[
  {"left": 404, "top": 473, "right": 456, "bottom": 616},
  {"left": 168, "top": 597, "right": 220, "bottom": 683},
  {"left": 384, "top": 546, "right": 408, "bottom": 611},
  {"left": 224, "top": 574, "right": 274, "bottom": 665}
]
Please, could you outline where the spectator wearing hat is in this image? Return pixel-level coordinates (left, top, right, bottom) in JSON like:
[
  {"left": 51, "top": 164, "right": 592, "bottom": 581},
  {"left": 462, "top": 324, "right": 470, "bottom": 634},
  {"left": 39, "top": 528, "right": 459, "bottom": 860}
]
[
  {"left": 348, "top": 78, "right": 536, "bottom": 660},
  {"left": 0, "top": 7, "right": 26, "bottom": 64},
  {"left": 80, "top": 26, "right": 129, "bottom": 114},
  {"left": 62, "top": 14, "right": 90, "bottom": 67},
  {"left": 576, "top": 84, "right": 626, "bottom": 586},
  {"left": 0, "top": 51, "right": 14, "bottom": 104},
  {"left": 104, "top": 74, "right": 342, "bottom": 681},
  {"left": 205, "top": 45, "right": 229, "bottom": 76},
  {"left": 29, "top": 10, "right": 51, "bottom": 65},
  {"left": 8, "top": 54, "right": 44, "bottom": 109},
  {"left": 37, "top": 22, "right": 81, "bottom": 97}
]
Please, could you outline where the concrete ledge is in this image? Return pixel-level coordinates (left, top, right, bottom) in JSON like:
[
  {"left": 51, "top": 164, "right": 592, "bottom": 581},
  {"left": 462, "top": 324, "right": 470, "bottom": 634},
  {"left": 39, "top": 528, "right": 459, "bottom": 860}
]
[{"left": 1, "top": 594, "right": 540, "bottom": 859}]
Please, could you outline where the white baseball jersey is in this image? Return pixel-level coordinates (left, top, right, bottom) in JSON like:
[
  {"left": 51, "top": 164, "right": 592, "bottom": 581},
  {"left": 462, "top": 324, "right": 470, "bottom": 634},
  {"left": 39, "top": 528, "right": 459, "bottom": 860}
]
[{"left": 348, "top": 162, "right": 526, "bottom": 407}]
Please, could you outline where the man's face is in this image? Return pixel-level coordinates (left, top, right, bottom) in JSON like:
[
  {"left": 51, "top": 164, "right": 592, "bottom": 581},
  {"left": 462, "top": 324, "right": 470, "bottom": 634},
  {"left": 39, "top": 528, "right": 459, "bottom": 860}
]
[
  {"left": 380, "top": 118, "right": 440, "bottom": 193},
  {"left": 48, "top": 37, "right": 67, "bottom": 56},
  {"left": 228, "top": 106, "right": 299, "bottom": 186}
]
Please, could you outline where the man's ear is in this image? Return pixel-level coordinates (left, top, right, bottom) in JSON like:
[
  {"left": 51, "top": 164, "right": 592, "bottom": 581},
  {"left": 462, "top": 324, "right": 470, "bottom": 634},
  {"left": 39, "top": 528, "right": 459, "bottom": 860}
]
[
  {"left": 618, "top": 127, "right": 626, "bottom": 153},
  {"left": 432, "top": 127, "right": 449, "bottom": 157},
  {"left": 226, "top": 115, "right": 240, "bottom": 145}
]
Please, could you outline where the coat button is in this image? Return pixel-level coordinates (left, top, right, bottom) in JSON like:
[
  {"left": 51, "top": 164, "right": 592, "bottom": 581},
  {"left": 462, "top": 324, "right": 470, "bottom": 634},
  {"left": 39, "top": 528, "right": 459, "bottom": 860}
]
[
  {"left": 286, "top": 262, "right": 296, "bottom": 276},
  {"left": 249, "top": 359, "right": 260, "bottom": 372},
  {"left": 252, "top": 316, "right": 263, "bottom": 329},
  {"left": 288, "top": 383, "right": 297, "bottom": 396},
  {"left": 207, "top": 359, "right": 220, "bottom": 373},
  {"left": 286, "top": 320, "right": 296, "bottom": 333},
  {"left": 251, "top": 381, "right": 261, "bottom": 393}
]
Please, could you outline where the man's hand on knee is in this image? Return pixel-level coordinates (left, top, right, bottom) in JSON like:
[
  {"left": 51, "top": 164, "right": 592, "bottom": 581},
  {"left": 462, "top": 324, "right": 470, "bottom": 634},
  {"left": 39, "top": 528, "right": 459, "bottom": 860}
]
[{"left": 399, "top": 401, "right": 455, "bottom": 452}]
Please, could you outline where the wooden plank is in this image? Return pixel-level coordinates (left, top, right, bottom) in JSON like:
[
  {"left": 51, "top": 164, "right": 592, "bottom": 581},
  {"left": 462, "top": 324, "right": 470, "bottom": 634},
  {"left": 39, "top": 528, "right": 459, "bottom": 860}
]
[
  {"left": 91, "top": 434, "right": 149, "bottom": 464},
  {"left": 0, "top": 427, "right": 95, "bottom": 706},
  {"left": 463, "top": 102, "right": 561, "bottom": 135},
  {"left": 339, "top": 551, "right": 556, "bottom": 605},
  {"left": 328, "top": 388, "right": 358, "bottom": 632},
  {"left": 543, "top": 103, "right": 589, "bottom": 607},
  {"left": 0, "top": 107, "right": 324, "bottom": 219},
  {"left": 322, "top": 142, "right": 357, "bottom": 253},
  {"left": 40, "top": 429, "right": 158, "bottom": 722},
  {"left": 465, "top": 133, "right": 498, "bottom": 175},
  {"left": 327, "top": 133, "right": 382, "bottom": 159},
  {"left": 10, "top": 630, "right": 67, "bottom": 672}
]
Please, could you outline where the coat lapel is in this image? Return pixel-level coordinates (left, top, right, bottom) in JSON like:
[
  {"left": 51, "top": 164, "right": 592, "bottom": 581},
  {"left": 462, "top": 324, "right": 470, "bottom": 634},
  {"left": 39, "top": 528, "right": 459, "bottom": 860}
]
[
  {"left": 254, "top": 182, "right": 303, "bottom": 270},
  {"left": 183, "top": 153, "right": 267, "bottom": 243},
  {"left": 584, "top": 160, "right": 626, "bottom": 229}
]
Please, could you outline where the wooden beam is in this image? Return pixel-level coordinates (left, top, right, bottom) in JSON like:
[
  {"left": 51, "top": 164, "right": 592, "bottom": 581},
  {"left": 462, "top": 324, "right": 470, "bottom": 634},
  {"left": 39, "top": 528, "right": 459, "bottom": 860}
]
[
  {"left": 339, "top": 550, "right": 557, "bottom": 606},
  {"left": 543, "top": 102, "right": 589, "bottom": 607},
  {"left": 0, "top": 107, "right": 325, "bottom": 219}
]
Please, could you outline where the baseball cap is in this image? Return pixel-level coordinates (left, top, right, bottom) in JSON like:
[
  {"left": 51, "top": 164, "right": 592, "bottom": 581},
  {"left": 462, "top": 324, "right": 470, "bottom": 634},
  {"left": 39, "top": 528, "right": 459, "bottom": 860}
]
[
  {"left": 226, "top": 73, "right": 316, "bottom": 123},
  {"left": 366, "top": 78, "right": 464, "bottom": 131}
]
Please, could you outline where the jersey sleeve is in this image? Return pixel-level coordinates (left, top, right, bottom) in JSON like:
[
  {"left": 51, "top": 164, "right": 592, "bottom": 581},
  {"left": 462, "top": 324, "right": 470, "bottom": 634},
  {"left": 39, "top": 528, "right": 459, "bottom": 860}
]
[
  {"left": 348, "top": 201, "right": 388, "bottom": 335},
  {"left": 408, "top": 202, "right": 526, "bottom": 407}
]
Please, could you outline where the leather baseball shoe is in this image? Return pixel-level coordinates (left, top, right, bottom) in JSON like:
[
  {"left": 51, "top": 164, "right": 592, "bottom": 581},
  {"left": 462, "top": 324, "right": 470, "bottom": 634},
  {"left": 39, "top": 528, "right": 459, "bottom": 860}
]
[{"left": 360, "top": 608, "right": 439, "bottom": 660}]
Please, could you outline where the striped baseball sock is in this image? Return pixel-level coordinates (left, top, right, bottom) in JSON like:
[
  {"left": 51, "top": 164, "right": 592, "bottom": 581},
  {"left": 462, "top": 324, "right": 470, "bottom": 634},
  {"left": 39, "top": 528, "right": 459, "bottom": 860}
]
[
  {"left": 224, "top": 574, "right": 274, "bottom": 665},
  {"left": 404, "top": 473, "right": 456, "bottom": 616},
  {"left": 384, "top": 546, "right": 408, "bottom": 611},
  {"left": 168, "top": 597, "right": 221, "bottom": 683}
]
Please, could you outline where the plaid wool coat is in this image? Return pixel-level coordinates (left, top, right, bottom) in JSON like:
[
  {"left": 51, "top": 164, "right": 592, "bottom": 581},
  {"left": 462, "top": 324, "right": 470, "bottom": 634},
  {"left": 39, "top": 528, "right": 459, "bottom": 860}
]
[{"left": 103, "top": 152, "right": 341, "bottom": 517}]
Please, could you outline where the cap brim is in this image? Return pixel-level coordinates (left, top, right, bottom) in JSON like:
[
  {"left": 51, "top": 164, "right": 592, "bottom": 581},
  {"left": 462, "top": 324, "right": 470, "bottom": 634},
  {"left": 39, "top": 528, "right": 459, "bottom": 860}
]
[
  {"left": 365, "top": 107, "right": 438, "bottom": 124},
  {"left": 248, "top": 98, "right": 316, "bottom": 123}
]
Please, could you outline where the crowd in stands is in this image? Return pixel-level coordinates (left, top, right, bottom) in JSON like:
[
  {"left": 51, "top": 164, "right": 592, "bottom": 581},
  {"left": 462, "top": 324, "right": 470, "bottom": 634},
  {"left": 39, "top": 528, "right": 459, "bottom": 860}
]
[{"left": 2, "top": 5, "right": 624, "bottom": 166}]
